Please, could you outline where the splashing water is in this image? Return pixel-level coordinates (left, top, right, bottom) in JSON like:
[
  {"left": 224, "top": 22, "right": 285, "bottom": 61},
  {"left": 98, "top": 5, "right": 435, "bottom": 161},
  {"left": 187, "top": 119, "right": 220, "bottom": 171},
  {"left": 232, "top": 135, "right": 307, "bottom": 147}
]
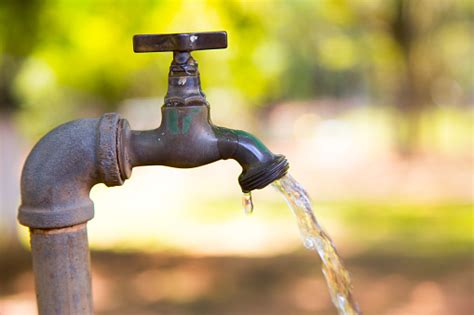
[
  {"left": 272, "top": 174, "right": 361, "bottom": 315},
  {"left": 242, "top": 192, "right": 254, "bottom": 215}
]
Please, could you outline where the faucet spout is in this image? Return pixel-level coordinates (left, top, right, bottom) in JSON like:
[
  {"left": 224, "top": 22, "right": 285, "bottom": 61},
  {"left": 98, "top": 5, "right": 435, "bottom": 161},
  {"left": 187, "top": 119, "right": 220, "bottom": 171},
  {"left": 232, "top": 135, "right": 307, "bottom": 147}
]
[{"left": 214, "top": 126, "right": 289, "bottom": 192}]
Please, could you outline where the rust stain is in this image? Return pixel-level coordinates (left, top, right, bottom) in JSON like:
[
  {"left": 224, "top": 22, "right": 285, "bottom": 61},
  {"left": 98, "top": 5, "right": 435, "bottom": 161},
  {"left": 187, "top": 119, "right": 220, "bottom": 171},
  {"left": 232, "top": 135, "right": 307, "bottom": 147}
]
[{"left": 30, "top": 223, "right": 87, "bottom": 235}]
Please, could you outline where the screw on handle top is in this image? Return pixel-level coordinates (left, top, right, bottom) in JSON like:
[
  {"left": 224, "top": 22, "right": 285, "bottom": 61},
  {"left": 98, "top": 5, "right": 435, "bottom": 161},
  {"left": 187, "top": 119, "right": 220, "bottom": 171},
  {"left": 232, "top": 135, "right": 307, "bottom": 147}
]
[{"left": 133, "top": 31, "right": 227, "bottom": 53}]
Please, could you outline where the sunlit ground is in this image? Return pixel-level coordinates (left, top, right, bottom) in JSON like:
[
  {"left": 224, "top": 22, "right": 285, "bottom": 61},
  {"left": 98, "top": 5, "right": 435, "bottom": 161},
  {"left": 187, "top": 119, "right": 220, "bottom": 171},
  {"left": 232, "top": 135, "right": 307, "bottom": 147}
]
[
  {"left": 1, "top": 104, "right": 472, "bottom": 314},
  {"left": 0, "top": 246, "right": 471, "bottom": 315}
]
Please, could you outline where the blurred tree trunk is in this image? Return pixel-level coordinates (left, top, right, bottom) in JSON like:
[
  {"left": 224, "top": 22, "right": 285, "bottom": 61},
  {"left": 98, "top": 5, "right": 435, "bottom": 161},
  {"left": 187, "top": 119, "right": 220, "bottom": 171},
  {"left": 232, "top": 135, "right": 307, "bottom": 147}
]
[
  {"left": 0, "top": 0, "right": 43, "bottom": 247},
  {"left": 390, "top": 0, "right": 421, "bottom": 156},
  {"left": 390, "top": 0, "right": 436, "bottom": 157}
]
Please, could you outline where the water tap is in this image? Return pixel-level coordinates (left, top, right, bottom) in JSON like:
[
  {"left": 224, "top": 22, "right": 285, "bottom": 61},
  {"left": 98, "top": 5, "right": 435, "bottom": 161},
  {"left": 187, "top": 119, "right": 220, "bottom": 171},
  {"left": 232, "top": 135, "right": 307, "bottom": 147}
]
[
  {"left": 19, "top": 31, "right": 289, "bottom": 229},
  {"left": 124, "top": 31, "right": 289, "bottom": 192},
  {"left": 17, "top": 31, "right": 289, "bottom": 315}
]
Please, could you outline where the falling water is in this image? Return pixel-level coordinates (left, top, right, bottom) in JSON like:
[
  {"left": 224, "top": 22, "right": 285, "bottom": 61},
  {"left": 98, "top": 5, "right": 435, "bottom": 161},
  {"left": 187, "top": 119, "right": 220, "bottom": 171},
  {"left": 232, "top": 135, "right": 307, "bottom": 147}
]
[
  {"left": 272, "top": 174, "right": 361, "bottom": 315},
  {"left": 242, "top": 192, "right": 254, "bottom": 215}
]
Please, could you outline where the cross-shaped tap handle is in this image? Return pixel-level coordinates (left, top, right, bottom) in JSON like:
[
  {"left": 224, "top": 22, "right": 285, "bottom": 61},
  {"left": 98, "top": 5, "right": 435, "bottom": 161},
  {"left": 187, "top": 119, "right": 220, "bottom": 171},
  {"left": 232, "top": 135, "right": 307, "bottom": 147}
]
[{"left": 133, "top": 31, "right": 227, "bottom": 53}]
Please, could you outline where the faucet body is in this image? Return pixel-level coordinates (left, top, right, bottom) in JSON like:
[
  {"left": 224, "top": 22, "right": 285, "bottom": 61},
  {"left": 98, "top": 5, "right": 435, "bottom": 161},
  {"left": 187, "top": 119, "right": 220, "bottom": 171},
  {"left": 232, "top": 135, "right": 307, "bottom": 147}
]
[
  {"left": 123, "top": 50, "right": 288, "bottom": 192},
  {"left": 125, "top": 104, "right": 287, "bottom": 191},
  {"left": 18, "top": 32, "right": 288, "bottom": 314}
]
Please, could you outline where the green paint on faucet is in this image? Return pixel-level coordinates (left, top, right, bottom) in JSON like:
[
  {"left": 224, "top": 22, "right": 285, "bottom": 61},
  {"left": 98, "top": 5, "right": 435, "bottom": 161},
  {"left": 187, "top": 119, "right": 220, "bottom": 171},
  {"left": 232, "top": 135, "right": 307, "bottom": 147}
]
[
  {"left": 167, "top": 109, "right": 180, "bottom": 135},
  {"left": 182, "top": 107, "right": 201, "bottom": 134}
]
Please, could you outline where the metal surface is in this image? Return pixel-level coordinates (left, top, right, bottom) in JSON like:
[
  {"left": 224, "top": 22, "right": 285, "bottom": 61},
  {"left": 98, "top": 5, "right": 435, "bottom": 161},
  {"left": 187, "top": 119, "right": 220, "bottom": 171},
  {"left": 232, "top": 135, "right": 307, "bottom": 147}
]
[
  {"left": 120, "top": 104, "right": 288, "bottom": 192},
  {"left": 133, "top": 31, "right": 227, "bottom": 52},
  {"left": 97, "top": 113, "right": 127, "bottom": 186},
  {"left": 18, "top": 113, "right": 123, "bottom": 229},
  {"left": 18, "top": 31, "right": 289, "bottom": 314},
  {"left": 18, "top": 114, "right": 123, "bottom": 314},
  {"left": 165, "top": 51, "right": 206, "bottom": 106},
  {"left": 124, "top": 32, "right": 289, "bottom": 191},
  {"left": 30, "top": 224, "right": 92, "bottom": 315}
]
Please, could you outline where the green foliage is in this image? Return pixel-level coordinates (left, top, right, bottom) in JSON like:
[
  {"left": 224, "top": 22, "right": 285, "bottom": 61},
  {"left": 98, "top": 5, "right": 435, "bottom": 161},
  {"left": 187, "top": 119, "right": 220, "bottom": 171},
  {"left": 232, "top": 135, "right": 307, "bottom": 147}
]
[
  {"left": 332, "top": 200, "right": 473, "bottom": 255},
  {"left": 180, "top": 195, "right": 473, "bottom": 256},
  {"left": 0, "top": 0, "right": 472, "bottom": 139}
]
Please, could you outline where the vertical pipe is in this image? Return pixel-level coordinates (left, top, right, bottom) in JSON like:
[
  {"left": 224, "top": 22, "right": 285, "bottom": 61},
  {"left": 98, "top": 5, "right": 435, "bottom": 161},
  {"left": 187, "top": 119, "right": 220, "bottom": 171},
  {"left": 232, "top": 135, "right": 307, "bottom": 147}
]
[{"left": 30, "top": 223, "right": 93, "bottom": 315}]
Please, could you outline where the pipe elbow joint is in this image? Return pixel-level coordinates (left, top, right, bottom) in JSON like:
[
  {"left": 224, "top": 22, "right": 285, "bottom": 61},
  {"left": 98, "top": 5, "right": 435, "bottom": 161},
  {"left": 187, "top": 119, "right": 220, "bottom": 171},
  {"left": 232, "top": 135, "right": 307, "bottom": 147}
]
[
  {"left": 18, "top": 113, "right": 126, "bottom": 229},
  {"left": 216, "top": 127, "right": 289, "bottom": 193}
]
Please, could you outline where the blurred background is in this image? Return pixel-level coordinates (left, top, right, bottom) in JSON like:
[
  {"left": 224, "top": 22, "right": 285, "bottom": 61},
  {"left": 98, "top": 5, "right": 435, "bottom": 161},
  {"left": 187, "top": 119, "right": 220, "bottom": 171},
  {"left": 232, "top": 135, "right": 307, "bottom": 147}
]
[{"left": 0, "top": 0, "right": 472, "bottom": 314}]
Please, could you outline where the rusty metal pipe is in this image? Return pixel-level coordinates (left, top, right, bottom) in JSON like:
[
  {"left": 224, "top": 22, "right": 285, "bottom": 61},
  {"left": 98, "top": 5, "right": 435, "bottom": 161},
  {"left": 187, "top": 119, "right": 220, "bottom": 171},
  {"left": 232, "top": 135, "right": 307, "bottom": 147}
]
[
  {"left": 18, "top": 115, "right": 124, "bottom": 229},
  {"left": 19, "top": 109, "right": 286, "bottom": 314},
  {"left": 18, "top": 114, "right": 124, "bottom": 314},
  {"left": 30, "top": 224, "right": 92, "bottom": 315}
]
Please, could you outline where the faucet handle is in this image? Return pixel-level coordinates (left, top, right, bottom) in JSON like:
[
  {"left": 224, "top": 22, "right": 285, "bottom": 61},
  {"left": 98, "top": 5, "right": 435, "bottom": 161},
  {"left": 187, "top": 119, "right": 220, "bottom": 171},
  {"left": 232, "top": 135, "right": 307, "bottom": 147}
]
[{"left": 133, "top": 31, "right": 227, "bottom": 53}]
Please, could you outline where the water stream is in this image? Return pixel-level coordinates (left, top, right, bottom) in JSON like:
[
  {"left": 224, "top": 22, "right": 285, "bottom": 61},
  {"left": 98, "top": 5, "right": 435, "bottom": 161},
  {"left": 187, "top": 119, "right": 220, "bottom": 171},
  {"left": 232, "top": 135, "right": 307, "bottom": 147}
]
[{"left": 243, "top": 174, "right": 361, "bottom": 314}]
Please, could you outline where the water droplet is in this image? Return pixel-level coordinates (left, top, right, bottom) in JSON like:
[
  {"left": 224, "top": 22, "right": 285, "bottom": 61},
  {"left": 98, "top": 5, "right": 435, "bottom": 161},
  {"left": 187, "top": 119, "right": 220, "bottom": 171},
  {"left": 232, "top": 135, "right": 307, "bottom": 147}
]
[
  {"left": 242, "top": 192, "right": 254, "bottom": 215},
  {"left": 303, "top": 236, "right": 315, "bottom": 249}
]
